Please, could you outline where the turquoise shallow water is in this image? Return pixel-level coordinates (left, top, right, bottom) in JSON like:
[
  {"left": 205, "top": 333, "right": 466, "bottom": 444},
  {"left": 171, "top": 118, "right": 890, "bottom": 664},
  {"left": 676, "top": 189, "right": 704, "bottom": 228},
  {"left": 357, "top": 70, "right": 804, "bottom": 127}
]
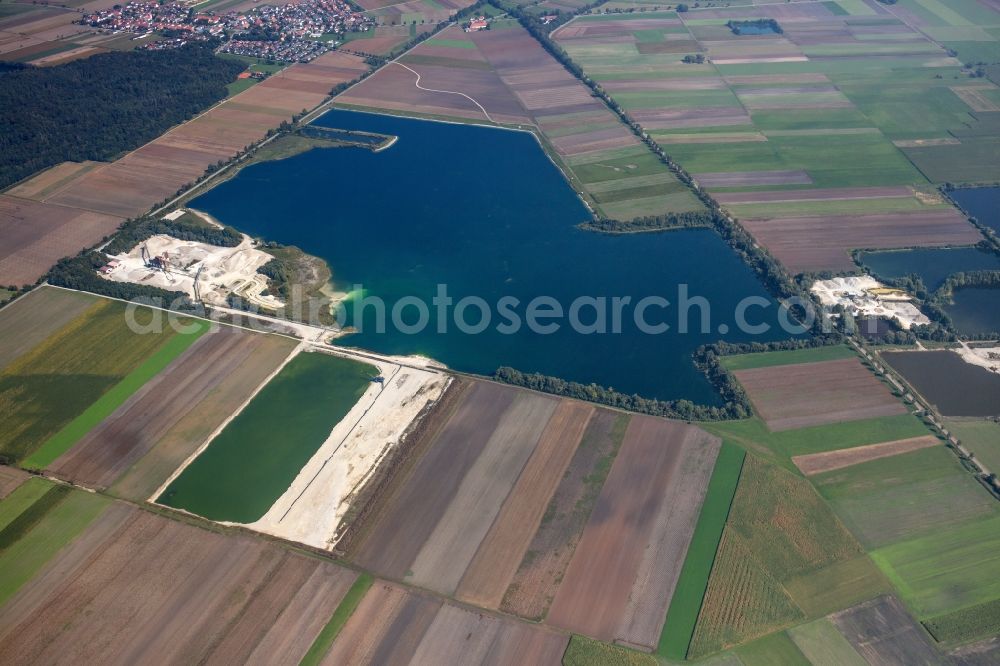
[{"left": 191, "top": 110, "right": 800, "bottom": 403}]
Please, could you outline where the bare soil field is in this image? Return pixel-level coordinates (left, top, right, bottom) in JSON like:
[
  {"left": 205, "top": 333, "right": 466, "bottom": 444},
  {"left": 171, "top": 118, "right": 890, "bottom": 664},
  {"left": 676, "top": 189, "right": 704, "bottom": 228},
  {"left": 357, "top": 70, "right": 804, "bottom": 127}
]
[
  {"left": 322, "top": 581, "right": 568, "bottom": 665},
  {"left": 830, "top": 596, "right": 941, "bottom": 666},
  {"left": 5, "top": 161, "right": 102, "bottom": 202},
  {"left": 0, "top": 286, "right": 96, "bottom": 371},
  {"left": 109, "top": 332, "right": 296, "bottom": 502},
  {"left": 406, "top": 393, "right": 557, "bottom": 594},
  {"left": 500, "top": 409, "right": 628, "bottom": 621},
  {"left": 793, "top": 435, "right": 940, "bottom": 476},
  {"left": 734, "top": 358, "right": 907, "bottom": 432},
  {"left": 547, "top": 416, "right": 721, "bottom": 651},
  {"left": 0, "top": 504, "right": 357, "bottom": 665},
  {"left": 0, "top": 196, "right": 123, "bottom": 286},
  {"left": 46, "top": 326, "right": 275, "bottom": 490},
  {"left": 741, "top": 210, "right": 982, "bottom": 274},
  {"left": 0, "top": 466, "right": 29, "bottom": 500},
  {"left": 455, "top": 400, "right": 594, "bottom": 609},
  {"left": 352, "top": 380, "right": 516, "bottom": 578}
]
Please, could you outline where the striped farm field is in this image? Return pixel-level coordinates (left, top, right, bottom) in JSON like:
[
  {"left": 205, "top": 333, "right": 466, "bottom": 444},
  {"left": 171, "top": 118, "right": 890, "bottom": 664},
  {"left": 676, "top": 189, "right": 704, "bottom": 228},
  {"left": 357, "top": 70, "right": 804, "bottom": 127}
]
[{"left": 0, "top": 298, "right": 183, "bottom": 464}]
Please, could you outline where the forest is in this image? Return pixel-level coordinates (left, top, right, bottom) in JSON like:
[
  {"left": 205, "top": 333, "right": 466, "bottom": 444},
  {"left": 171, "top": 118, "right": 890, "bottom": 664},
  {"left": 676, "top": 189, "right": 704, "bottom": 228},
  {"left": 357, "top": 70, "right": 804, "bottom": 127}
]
[{"left": 0, "top": 44, "right": 245, "bottom": 190}]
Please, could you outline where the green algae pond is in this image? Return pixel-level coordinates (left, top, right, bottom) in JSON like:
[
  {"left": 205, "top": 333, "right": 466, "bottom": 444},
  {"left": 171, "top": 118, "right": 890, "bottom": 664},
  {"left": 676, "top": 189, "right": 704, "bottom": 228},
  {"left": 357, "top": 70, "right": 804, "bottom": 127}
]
[{"left": 158, "top": 351, "right": 376, "bottom": 523}]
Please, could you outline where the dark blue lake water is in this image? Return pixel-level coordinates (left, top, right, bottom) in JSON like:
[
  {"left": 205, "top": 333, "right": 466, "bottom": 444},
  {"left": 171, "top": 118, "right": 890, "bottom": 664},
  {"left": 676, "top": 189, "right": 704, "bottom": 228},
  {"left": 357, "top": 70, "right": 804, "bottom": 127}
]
[
  {"left": 191, "top": 110, "right": 799, "bottom": 402},
  {"left": 859, "top": 247, "right": 1000, "bottom": 290},
  {"left": 946, "top": 288, "right": 1000, "bottom": 336},
  {"left": 948, "top": 187, "right": 1000, "bottom": 235}
]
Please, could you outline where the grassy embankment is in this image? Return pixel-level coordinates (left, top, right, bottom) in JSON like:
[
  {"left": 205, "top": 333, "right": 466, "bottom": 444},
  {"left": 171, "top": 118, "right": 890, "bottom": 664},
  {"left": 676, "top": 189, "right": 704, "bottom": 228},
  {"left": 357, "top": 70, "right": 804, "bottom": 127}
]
[{"left": 299, "top": 573, "right": 374, "bottom": 666}]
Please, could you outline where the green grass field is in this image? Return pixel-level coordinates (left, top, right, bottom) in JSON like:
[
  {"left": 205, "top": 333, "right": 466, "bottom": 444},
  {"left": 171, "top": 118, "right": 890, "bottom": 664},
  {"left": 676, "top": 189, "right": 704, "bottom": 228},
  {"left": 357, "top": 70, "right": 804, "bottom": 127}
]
[
  {"left": 23, "top": 318, "right": 209, "bottom": 470},
  {"left": 659, "top": 443, "right": 745, "bottom": 660},
  {"left": 0, "top": 300, "right": 180, "bottom": 464},
  {"left": 159, "top": 351, "right": 376, "bottom": 523},
  {"left": 787, "top": 619, "right": 867, "bottom": 666},
  {"left": 0, "top": 485, "right": 109, "bottom": 606},
  {"left": 0, "top": 478, "right": 51, "bottom": 533},
  {"left": 814, "top": 445, "right": 998, "bottom": 549},
  {"left": 719, "top": 345, "right": 856, "bottom": 371},
  {"left": 735, "top": 631, "right": 810, "bottom": 666},
  {"left": 703, "top": 413, "right": 932, "bottom": 472},
  {"left": 872, "top": 513, "right": 1000, "bottom": 619},
  {"left": 945, "top": 419, "right": 1000, "bottom": 472},
  {"left": 300, "top": 573, "right": 372, "bottom": 666}
]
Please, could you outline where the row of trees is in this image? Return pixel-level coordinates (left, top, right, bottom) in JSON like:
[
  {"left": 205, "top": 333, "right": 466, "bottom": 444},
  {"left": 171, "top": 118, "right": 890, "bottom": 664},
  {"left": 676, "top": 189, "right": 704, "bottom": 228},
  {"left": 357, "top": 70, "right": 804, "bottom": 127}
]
[
  {"left": 104, "top": 215, "right": 242, "bottom": 255},
  {"left": 0, "top": 43, "right": 245, "bottom": 190},
  {"left": 46, "top": 252, "right": 190, "bottom": 306}
]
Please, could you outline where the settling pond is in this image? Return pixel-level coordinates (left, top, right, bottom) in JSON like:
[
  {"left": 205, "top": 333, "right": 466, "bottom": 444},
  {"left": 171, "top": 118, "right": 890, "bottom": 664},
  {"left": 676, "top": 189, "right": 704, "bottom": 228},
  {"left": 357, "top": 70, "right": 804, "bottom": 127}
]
[
  {"left": 883, "top": 350, "right": 1000, "bottom": 417},
  {"left": 191, "top": 110, "right": 799, "bottom": 403},
  {"left": 859, "top": 247, "right": 1000, "bottom": 291},
  {"left": 949, "top": 186, "right": 1000, "bottom": 235}
]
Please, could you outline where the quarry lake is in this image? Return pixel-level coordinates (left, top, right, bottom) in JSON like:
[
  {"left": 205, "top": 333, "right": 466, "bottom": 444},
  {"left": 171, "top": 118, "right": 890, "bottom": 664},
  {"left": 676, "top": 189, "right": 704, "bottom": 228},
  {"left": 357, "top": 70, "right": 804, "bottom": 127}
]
[{"left": 191, "top": 110, "right": 796, "bottom": 403}]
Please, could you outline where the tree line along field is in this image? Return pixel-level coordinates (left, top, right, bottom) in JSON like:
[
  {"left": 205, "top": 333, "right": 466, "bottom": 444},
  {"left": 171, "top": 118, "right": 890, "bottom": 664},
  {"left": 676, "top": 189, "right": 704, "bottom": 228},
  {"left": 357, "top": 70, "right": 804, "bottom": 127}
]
[
  {"left": 0, "top": 49, "right": 371, "bottom": 287},
  {"left": 552, "top": 2, "right": 995, "bottom": 274},
  {"left": 334, "top": 22, "right": 704, "bottom": 220}
]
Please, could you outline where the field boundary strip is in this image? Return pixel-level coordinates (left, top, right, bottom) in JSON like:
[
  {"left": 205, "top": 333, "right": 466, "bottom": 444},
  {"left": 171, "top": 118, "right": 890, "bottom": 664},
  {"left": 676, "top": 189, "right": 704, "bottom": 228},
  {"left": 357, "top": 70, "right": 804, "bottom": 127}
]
[
  {"left": 22, "top": 318, "right": 211, "bottom": 471},
  {"left": 657, "top": 442, "right": 746, "bottom": 660},
  {"left": 299, "top": 572, "right": 372, "bottom": 666}
]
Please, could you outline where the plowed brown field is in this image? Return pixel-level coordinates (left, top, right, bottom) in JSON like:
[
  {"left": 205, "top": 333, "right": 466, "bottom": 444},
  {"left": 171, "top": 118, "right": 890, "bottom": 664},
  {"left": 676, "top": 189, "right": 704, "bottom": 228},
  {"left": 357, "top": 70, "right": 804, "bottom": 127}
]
[
  {"left": 734, "top": 358, "right": 907, "bottom": 432},
  {"left": 546, "top": 416, "right": 721, "bottom": 650},
  {"left": 323, "top": 581, "right": 567, "bottom": 666},
  {"left": 0, "top": 504, "right": 356, "bottom": 664}
]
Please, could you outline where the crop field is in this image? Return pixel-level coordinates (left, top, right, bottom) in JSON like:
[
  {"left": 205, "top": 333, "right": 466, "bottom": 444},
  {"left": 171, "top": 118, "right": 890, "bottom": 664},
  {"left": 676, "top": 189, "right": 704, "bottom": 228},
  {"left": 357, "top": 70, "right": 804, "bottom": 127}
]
[
  {"left": 46, "top": 326, "right": 291, "bottom": 491},
  {"left": 830, "top": 596, "right": 941, "bottom": 666},
  {"left": 719, "top": 344, "right": 857, "bottom": 371},
  {"left": 335, "top": 23, "right": 702, "bottom": 218},
  {"left": 320, "top": 581, "right": 569, "bottom": 665},
  {"left": 0, "top": 480, "right": 110, "bottom": 608},
  {"left": 546, "top": 416, "right": 721, "bottom": 651},
  {"left": 552, "top": 2, "right": 995, "bottom": 274},
  {"left": 0, "top": 286, "right": 96, "bottom": 371},
  {"left": 688, "top": 455, "right": 885, "bottom": 658},
  {"left": 0, "top": 467, "right": 28, "bottom": 500},
  {"left": 732, "top": 357, "right": 906, "bottom": 432},
  {"left": 814, "top": 444, "right": 999, "bottom": 550},
  {"left": 500, "top": 408, "right": 629, "bottom": 621},
  {"left": 0, "top": 298, "right": 182, "bottom": 464},
  {"left": 872, "top": 513, "right": 1000, "bottom": 621},
  {"left": 158, "top": 350, "right": 376, "bottom": 523},
  {"left": 945, "top": 418, "right": 1000, "bottom": 474},
  {"left": 792, "top": 435, "right": 939, "bottom": 476},
  {"left": 787, "top": 618, "right": 866, "bottom": 666},
  {"left": 0, "top": 503, "right": 358, "bottom": 663},
  {"left": 353, "top": 0, "right": 473, "bottom": 26}
]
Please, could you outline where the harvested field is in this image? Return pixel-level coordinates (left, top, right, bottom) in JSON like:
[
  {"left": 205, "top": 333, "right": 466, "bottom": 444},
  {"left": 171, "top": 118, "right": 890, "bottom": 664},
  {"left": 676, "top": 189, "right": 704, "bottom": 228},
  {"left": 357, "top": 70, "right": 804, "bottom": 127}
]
[
  {"left": 5, "top": 161, "right": 102, "bottom": 201},
  {"left": 46, "top": 326, "right": 277, "bottom": 490},
  {"left": 455, "top": 400, "right": 594, "bottom": 609},
  {"left": 0, "top": 466, "right": 29, "bottom": 500},
  {"left": 0, "top": 196, "right": 123, "bottom": 286},
  {"left": 792, "top": 435, "right": 939, "bottom": 476},
  {"left": 406, "top": 392, "right": 557, "bottom": 594},
  {"left": 352, "top": 381, "right": 517, "bottom": 578},
  {"left": 740, "top": 210, "right": 982, "bottom": 274},
  {"left": 734, "top": 357, "right": 906, "bottom": 432},
  {"left": 0, "top": 286, "right": 96, "bottom": 371},
  {"left": 321, "top": 582, "right": 568, "bottom": 666},
  {"left": 547, "top": 417, "right": 721, "bottom": 651},
  {"left": 500, "top": 409, "right": 629, "bottom": 621},
  {"left": 830, "top": 596, "right": 941, "bottom": 666},
  {"left": 714, "top": 186, "right": 915, "bottom": 205},
  {"left": 0, "top": 504, "right": 357, "bottom": 664}
]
